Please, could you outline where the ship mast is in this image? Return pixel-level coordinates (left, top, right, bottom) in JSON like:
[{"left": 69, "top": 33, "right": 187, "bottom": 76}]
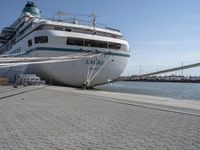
[{"left": 90, "top": 11, "right": 96, "bottom": 34}]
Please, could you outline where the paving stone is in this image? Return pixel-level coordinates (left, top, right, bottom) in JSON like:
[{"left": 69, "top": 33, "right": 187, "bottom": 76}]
[{"left": 0, "top": 86, "right": 199, "bottom": 150}]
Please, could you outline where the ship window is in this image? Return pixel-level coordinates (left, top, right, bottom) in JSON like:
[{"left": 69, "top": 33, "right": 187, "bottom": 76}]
[
  {"left": 67, "top": 37, "right": 83, "bottom": 46},
  {"left": 65, "top": 28, "right": 71, "bottom": 32},
  {"left": 35, "top": 36, "right": 48, "bottom": 44},
  {"left": 28, "top": 39, "right": 32, "bottom": 47},
  {"left": 85, "top": 40, "right": 107, "bottom": 48},
  {"left": 85, "top": 40, "right": 92, "bottom": 47},
  {"left": 108, "top": 42, "right": 121, "bottom": 50},
  {"left": 96, "top": 41, "right": 107, "bottom": 48},
  {"left": 66, "top": 37, "right": 120, "bottom": 50},
  {"left": 36, "top": 25, "right": 53, "bottom": 30},
  {"left": 54, "top": 26, "right": 63, "bottom": 31},
  {"left": 90, "top": 40, "right": 97, "bottom": 47}
]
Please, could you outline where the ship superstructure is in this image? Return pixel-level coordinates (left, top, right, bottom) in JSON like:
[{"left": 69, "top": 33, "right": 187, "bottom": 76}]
[{"left": 0, "top": 2, "right": 130, "bottom": 87}]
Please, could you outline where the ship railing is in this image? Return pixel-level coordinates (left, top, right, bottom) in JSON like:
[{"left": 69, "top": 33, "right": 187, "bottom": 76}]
[
  {"left": 47, "top": 17, "right": 120, "bottom": 32},
  {"left": 0, "top": 45, "right": 9, "bottom": 55},
  {"left": 0, "top": 44, "right": 3, "bottom": 51}
]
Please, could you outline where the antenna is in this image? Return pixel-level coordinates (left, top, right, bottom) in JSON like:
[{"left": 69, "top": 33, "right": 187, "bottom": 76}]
[
  {"left": 53, "top": 10, "right": 70, "bottom": 21},
  {"left": 53, "top": 10, "right": 90, "bottom": 22},
  {"left": 90, "top": 11, "right": 96, "bottom": 35},
  {"left": 92, "top": 11, "right": 96, "bottom": 27}
]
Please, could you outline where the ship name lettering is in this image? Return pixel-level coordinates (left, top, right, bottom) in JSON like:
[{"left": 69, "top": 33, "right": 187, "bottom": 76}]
[{"left": 86, "top": 60, "right": 104, "bottom": 65}]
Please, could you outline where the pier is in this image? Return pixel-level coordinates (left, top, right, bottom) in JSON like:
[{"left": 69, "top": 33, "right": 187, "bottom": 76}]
[
  {"left": 118, "top": 62, "right": 200, "bottom": 82},
  {"left": 0, "top": 85, "right": 199, "bottom": 150}
]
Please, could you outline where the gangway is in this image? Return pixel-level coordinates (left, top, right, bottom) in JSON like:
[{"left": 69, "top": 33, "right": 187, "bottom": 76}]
[{"left": 131, "top": 62, "right": 200, "bottom": 79}]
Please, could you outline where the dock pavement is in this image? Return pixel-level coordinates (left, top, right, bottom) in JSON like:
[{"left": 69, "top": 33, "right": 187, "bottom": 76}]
[{"left": 0, "top": 85, "right": 199, "bottom": 150}]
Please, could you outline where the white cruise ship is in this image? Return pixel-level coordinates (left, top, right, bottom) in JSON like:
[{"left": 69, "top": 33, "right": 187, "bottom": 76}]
[{"left": 0, "top": 2, "right": 130, "bottom": 87}]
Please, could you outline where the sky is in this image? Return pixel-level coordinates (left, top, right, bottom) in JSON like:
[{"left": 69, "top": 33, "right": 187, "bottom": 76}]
[{"left": 1, "top": 0, "right": 200, "bottom": 76}]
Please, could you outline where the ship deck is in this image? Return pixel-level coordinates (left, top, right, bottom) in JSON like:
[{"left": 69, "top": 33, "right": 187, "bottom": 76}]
[{"left": 0, "top": 85, "right": 199, "bottom": 150}]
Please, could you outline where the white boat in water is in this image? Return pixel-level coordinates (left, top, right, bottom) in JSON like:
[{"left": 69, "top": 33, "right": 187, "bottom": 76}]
[{"left": 0, "top": 2, "right": 130, "bottom": 87}]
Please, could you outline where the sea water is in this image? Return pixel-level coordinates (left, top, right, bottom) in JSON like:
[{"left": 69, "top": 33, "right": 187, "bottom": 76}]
[{"left": 96, "top": 81, "right": 200, "bottom": 101}]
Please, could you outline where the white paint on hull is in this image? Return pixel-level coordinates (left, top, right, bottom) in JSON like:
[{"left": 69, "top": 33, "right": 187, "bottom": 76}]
[{"left": 26, "top": 50, "right": 129, "bottom": 87}]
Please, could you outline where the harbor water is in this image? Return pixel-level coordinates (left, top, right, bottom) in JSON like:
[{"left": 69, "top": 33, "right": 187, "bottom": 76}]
[{"left": 96, "top": 81, "right": 200, "bottom": 101}]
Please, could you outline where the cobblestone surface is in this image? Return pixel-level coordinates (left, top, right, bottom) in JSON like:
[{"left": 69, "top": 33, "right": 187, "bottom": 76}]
[{"left": 0, "top": 86, "right": 200, "bottom": 150}]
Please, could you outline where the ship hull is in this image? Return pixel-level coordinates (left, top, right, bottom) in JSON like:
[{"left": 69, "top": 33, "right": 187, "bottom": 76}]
[{"left": 26, "top": 49, "right": 129, "bottom": 87}]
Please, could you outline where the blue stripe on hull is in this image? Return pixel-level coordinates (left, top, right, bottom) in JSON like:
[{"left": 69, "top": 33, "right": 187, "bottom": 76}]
[{"left": 25, "top": 47, "right": 130, "bottom": 57}]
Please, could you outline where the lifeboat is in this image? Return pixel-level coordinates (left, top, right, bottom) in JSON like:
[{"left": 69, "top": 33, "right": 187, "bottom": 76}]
[{"left": 0, "top": 27, "right": 16, "bottom": 43}]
